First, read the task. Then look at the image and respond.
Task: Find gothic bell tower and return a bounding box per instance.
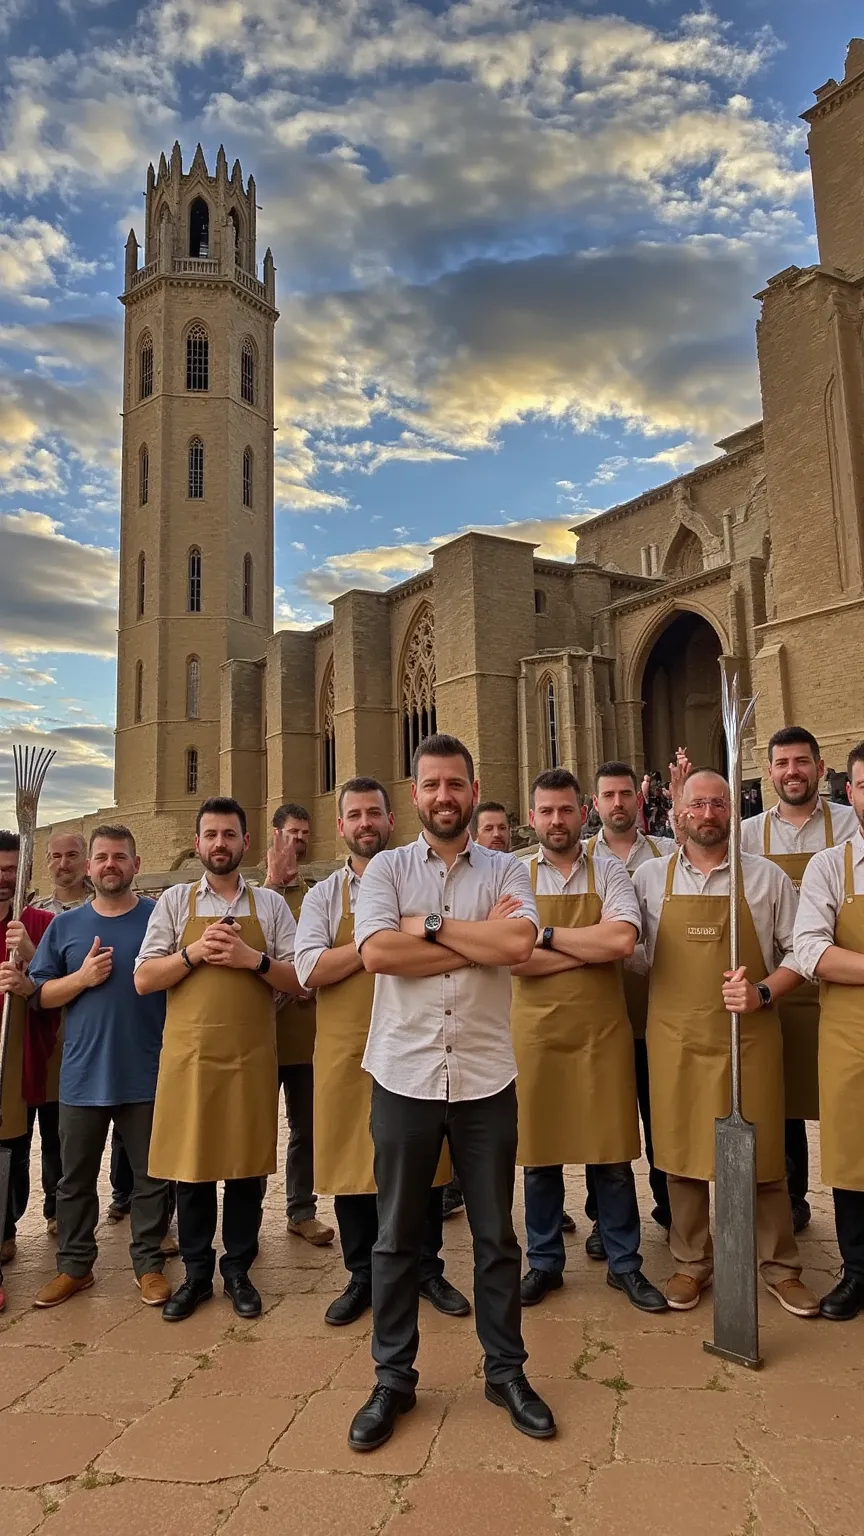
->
[116,143,277,861]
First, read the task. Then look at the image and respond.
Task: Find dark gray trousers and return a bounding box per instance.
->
[279,1063,317,1223]
[57,1102,169,1279]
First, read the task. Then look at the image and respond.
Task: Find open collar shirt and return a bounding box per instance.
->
[530,846,642,931]
[294,861,362,989]
[354,832,539,1102]
[741,799,858,856]
[583,826,676,873]
[793,827,864,980]
[134,872,296,966]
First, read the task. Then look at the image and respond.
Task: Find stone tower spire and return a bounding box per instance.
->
[116,146,278,861]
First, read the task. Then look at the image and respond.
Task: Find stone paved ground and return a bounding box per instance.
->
[0,1125,860,1536]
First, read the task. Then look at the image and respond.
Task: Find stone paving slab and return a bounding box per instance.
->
[0,1125,859,1534]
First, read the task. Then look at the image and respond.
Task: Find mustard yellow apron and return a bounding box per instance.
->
[0,994,28,1140]
[646,853,785,1182]
[511,854,640,1167]
[588,832,662,1040]
[818,841,864,1190]
[276,880,316,1067]
[762,804,832,1120]
[313,875,450,1193]
[148,886,278,1182]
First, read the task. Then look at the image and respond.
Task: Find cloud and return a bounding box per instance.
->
[0,511,118,656]
[0,719,114,825]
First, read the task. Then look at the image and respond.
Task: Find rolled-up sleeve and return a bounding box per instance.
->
[354,853,401,951]
[500,855,539,933]
[270,896,296,962]
[598,858,642,937]
[134,889,184,967]
[794,852,840,980]
[295,883,334,987]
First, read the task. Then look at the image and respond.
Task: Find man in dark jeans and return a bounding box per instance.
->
[27,825,171,1309]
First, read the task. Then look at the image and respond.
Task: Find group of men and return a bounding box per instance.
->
[2,722,864,1453]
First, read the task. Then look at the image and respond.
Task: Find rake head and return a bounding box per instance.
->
[12,744,55,837]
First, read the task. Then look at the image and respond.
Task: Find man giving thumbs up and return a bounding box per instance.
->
[27,826,172,1309]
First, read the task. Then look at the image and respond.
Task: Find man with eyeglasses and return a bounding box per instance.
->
[632,769,819,1318]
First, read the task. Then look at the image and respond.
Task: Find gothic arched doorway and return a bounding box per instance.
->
[640,611,724,774]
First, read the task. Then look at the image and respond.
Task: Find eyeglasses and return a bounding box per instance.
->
[687,799,728,812]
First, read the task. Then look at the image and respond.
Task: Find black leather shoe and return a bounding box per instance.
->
[561,1209,576,1233]
[223,1273,262,1318]
[162,1276,213,1322]
[607,1268,669,1313]
[520,1268,563,1307]
[585,1221,607,1261]
[419,1275,471,1316]
[652,1207,672,1232]
[442,1187,465,1219]
[325,1280,372,1326]
[485,1374,556,1438]
[820,1272,864,1321]
[348,1384,416,1451]
[792,1200,812,1235]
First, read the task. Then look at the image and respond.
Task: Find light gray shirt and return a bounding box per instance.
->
[583,827,677,873]
[631,849,800,977]
[135,873,296,966]
[741,800,857,857]
[354,833,539,1102]
[529,847,642,934]
[31,889,92,914]
[793,827,864,980]
[295,862,361,989]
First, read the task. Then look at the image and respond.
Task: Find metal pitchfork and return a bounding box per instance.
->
[703,660,762,1371]
[0,745,55,1247]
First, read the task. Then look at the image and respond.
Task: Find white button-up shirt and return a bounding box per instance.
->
[354,833,539,1102]
[530,847,642,932]
[294,862,361,989]
[135,873,296,966]
[583,827,676,873]
[741,800,858,856]
[793,826,864,980]
[631,849,800,976]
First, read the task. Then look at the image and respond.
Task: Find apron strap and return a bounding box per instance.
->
[587,834,598,856]
[824,799,835,849]
[646,836,661,857]
[246,883,258,920]
[845,839,854,901]
[341,869,352,918]
[189,884,198,920]
[530,857,538,894]
[762,813,772,856]
[585,851,596,897]
[663,850,680,900]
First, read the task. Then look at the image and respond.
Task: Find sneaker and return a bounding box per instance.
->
[764,1277,820,1318]
[34,1273,95,1309]
[0,1238,17,1264]
[136,1273,172,1307]
[664,1272,710,1311]
[287,1217,335,1247]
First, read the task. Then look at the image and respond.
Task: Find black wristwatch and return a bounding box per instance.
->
[755,981,772,1009]
[424,913,444,943]
[541,926,555,951]
[257,952,272,975]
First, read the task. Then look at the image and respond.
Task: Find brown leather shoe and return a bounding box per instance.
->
[0,1238,17,1264]
[137,1273,172,1307]
[287,1217,335,1247]
[764,1278,820,1317]
[34,1273,95,1308]
[665,1272,710,1311]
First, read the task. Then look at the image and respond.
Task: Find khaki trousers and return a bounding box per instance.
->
[667,1174,801,1286]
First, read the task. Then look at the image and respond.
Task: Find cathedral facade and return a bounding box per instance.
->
[36,41,864,870]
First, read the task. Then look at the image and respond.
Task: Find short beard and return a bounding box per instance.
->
[345,830,387,860]
[688,823,729,848]
[603,810,637,834]
[418,805,473,842]
[538,827,582,854]
[92,872,135,896]
[201,848,244,876]
[776,777,817,806]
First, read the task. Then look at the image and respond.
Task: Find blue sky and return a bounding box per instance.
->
[0,0,859,819]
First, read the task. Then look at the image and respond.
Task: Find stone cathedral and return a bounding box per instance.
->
[35,41,864,871]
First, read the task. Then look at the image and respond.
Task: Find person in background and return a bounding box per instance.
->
[265,802,334,1248]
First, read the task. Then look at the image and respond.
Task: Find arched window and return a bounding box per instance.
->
[185,747,199,795]
[400,605,437,777]
[186,655,200,719]
[134,661,143,724]
[321,663,336,793]
[136,552,146,619]
[241,338,255,405]
[138,332,153,400]
[189,197,210,258]
[242,447,252,508]
[242,554,253,619]
[542,676,560,769]
[188,437,204,499]
[188,547,202,612]
[186,323,209,391]
[139,445,149,505]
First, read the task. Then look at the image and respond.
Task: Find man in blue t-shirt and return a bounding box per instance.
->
[27,825,171,1310]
